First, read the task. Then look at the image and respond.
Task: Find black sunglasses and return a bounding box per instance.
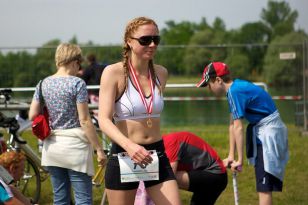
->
[131,35,160,46]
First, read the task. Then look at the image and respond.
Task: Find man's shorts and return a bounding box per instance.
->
[105,140,176,190]
[255,145,283,192]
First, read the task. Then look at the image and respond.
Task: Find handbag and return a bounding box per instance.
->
[32,79,51,140]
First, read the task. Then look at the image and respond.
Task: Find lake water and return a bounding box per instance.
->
[3,87,299,126]
[161,100,295,126]
[161,88,297,126]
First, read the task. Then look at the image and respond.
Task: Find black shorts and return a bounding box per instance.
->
[105,140,176,190]
[255,145,283,192]
[188,170,228,205]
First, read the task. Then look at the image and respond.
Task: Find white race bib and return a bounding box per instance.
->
[118,150,159,183]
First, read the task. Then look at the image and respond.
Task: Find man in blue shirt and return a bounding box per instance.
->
[196,62,289,205]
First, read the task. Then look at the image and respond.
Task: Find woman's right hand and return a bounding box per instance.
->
[126,142,153,166]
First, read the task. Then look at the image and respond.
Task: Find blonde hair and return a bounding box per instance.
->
[122,17,161,93]
[55,43,82,67]
[0,151,25,170]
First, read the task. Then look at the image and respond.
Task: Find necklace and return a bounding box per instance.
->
[128,61,154,128]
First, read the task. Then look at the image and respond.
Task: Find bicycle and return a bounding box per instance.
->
[0,88,111,204]
[0,88,48,204]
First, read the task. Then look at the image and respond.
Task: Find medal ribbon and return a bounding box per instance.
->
[128,60,154,115]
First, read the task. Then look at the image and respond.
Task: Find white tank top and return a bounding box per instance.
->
[113,77,164,122]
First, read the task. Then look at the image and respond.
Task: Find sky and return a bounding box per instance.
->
[0,0,307,48]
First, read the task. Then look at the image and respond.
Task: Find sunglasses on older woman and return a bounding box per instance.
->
[131,35,160,46]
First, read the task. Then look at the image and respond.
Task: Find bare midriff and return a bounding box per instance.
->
[115,117,161,145]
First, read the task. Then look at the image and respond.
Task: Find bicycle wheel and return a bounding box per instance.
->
[17,156,41,203]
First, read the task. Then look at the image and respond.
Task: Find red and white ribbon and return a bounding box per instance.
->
[128,60,154,115]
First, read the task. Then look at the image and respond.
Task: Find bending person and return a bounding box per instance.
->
[163,131,227,205]
[98,17,181,205]
[196,62,289,205]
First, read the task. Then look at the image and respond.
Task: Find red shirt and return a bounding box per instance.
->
[163,131,226,174]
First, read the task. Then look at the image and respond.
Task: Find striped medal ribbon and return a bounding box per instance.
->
[128,60,154,128]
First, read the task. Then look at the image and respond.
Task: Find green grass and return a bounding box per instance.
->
[163,124,308,205]
[12,124,308,204]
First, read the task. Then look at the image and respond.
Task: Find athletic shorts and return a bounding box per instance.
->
[188,170,227,205]
[105,140,176,190]
[255,145,283,192]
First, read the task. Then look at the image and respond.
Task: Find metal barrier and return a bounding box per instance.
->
[0,83,302,111]
[295,101,308,127]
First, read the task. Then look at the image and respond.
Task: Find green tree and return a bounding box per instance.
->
[261,1,298,40]
[158,19,210,74]
[32,39,60,85]
[0,51,36,87]
[0,52,14,87]
[183,22,228,75]
[69,36,78,44]
[225,53,250,79]
[161,20,201,45]
[230,22,270,75]
[13,51,36,87]
[263,31,307,86]
[233,22,269,44]
[212,17,226,32]
[82,45,121,66]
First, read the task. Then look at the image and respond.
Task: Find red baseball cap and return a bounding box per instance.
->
[196,62,230,87]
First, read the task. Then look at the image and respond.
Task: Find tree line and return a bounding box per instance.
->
[0,1,307,88]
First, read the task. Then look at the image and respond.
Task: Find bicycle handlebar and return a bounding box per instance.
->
[11,132,27,145]
[0,89,27,145]
[0,117,18,128]
[0,89,12,104]
[0,116,27,145]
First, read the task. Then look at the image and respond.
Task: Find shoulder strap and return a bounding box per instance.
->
[39,79,46,114]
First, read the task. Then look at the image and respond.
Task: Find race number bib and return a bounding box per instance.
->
[118,150,159,183]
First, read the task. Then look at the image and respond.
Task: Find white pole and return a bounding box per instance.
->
[232,172,239,205]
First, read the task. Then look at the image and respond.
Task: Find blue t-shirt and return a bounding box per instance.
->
[33,76,88,129]
[227,79,277,124]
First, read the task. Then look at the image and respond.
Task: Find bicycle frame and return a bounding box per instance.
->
[0,112,44,203]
